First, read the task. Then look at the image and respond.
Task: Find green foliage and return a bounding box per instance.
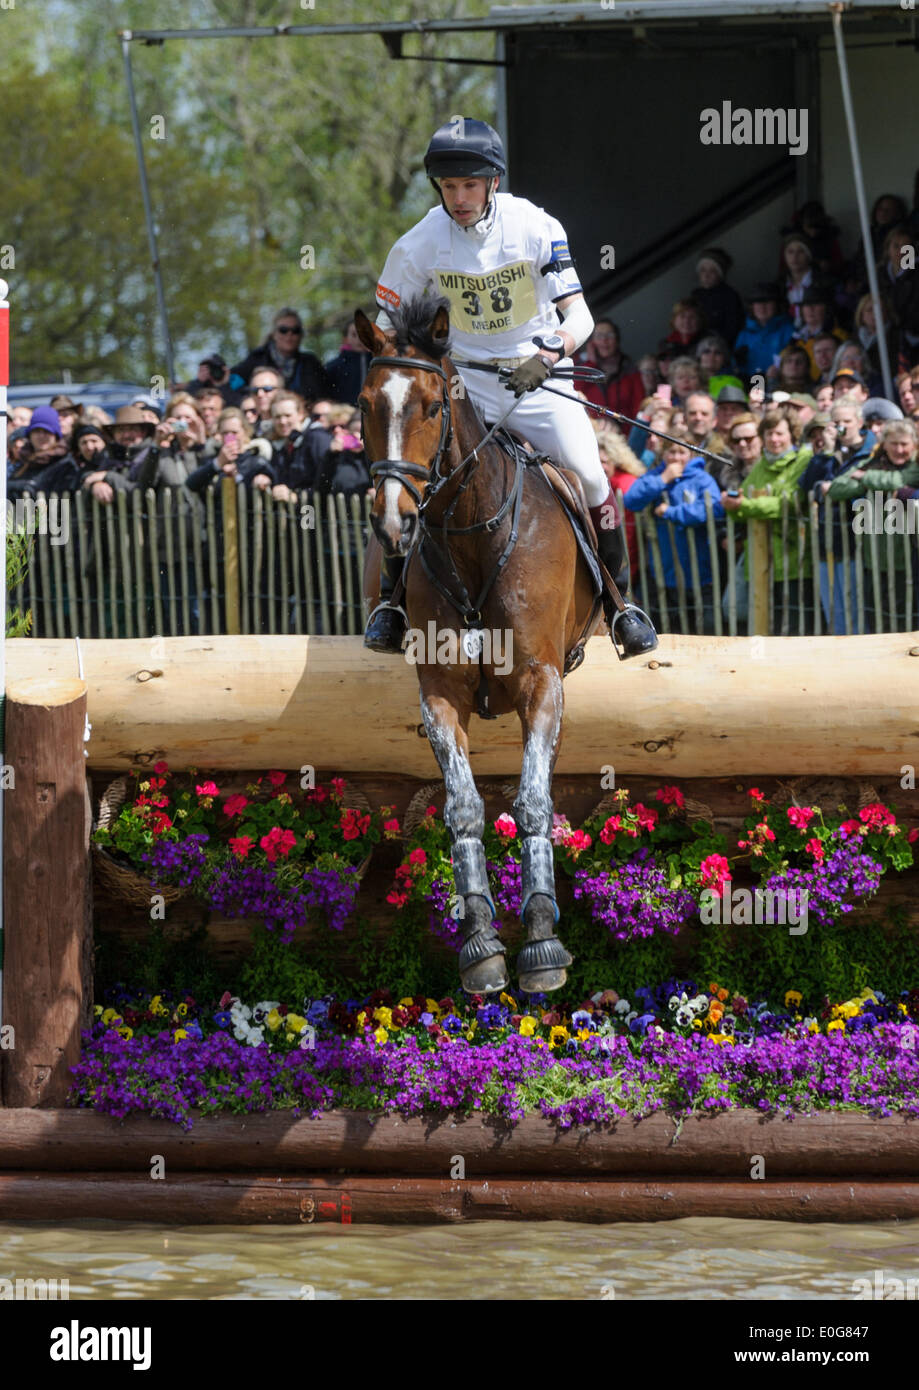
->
[4,0,496,380]
[95,921,224,1005]
[236,925,332,1008]
[6,530,34,637]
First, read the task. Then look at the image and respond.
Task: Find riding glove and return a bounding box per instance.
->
[505,354,552,397]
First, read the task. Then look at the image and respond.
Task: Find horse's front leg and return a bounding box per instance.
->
[512,661,572,994]
[420,685,509,996]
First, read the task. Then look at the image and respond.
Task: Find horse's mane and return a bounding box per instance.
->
[389,295,452,360]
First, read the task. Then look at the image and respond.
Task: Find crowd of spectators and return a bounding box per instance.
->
[575,191,919,633]
[8,190,919,636]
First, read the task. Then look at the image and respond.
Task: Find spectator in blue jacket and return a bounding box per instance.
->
[733,282,795,384]
[624,431,725,633]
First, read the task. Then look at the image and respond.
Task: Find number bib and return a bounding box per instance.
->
[433,260,538,336]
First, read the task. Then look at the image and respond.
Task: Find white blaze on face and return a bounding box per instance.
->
[382,373,412,538]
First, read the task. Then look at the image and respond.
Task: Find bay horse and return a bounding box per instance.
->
[355,297,602,996]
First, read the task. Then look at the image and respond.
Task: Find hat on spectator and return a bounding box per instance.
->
[748,281,782,304]
[50,394,83,417]
[201,353,226,369]
[112,405,156,434]
[131,393,164,419]
[716,385,747,405]
[10,426,30,444]
[28,405,62,438]
[800,286,831,306]
[72,421,110,447]
[862,397,904,423]
[802,412,833,439]
[770,391,791,404]
[787,392,819,409]
[696,247,731,279]
[832,368,866,387]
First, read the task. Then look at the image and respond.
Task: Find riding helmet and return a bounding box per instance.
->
[424,118,507,180]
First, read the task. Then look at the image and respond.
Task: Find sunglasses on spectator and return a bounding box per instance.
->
[276,325,302,336]
[254,385,277,394]
[242,405,259,414]
[732,433,759,443]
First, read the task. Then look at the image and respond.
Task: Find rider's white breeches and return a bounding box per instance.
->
[457,360,610,508]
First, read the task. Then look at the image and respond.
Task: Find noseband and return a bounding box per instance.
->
[366,355,453,505]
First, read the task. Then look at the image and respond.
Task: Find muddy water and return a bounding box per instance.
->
[2,1219,918,1299]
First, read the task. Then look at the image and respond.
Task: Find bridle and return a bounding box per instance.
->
[365,351,526,633]
[366,355,453,506]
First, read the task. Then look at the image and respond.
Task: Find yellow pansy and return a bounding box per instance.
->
[373,1007,393,1029]
[374,1027,389,1045]
[518,1016,537,1036]
[500,992,518,1011]
[150,995,168,1017]
[398,997,414,1008]
[174,1028,188,1041]
[102,1008,120,1025]
[285,1014,307,1034]
[807,1020,819,1033]
[94,1005,103,1018]
[116,1025,133,1040]
[425,999,440,1016]
[549,1026,569,1047]
[176,1002,188,1018]
[784,990,802,1008]
[356,1010,368,1028]
[708,1033,735,1046]
[577,1028,593,1043]
[465,1030,475,1041]
[691,1018,703,1029]
[827,1019,845,1032]
[266,1009,283,1033]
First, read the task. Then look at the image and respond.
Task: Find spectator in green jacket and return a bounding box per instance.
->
[720,408,813,631]
[827,418,919,630]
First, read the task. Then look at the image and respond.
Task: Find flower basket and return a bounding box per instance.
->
[92,777,188,907]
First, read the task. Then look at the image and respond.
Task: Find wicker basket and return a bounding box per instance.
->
[92,776,377,907]
[92,775,189,907]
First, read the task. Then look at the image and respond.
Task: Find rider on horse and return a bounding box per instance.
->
[364,116,657,659]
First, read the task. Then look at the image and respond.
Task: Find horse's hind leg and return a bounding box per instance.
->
[512,662,573,994]
[420,686,508,996]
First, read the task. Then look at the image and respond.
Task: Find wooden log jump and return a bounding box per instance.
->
[1,1172,918,1224]
[7,633,919,775]
[1,1109,917,1176]
[1,677,93,1107]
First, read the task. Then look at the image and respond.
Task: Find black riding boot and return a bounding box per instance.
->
[589,496,659,660]
[364,554,408,653]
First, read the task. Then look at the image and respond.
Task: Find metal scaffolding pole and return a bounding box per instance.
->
[121,33,175,386]
[831,5,895,401]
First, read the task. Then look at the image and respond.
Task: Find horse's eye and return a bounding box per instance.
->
[427,400,442,419]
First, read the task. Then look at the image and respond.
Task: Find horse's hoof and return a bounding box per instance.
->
[460,955,510,996]
[517,935,572,995]
[518,964,568,995]
[458,926,508,995]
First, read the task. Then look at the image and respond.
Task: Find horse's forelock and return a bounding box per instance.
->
[390,295,451,360]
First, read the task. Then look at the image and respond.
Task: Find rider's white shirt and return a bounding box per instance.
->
[375,193,582,363]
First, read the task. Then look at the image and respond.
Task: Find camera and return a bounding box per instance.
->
[171,419,188,432]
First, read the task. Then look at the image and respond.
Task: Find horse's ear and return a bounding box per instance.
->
[431,303,450,350]
[354,308,388,355]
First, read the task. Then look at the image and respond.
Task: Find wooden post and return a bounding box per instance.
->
[750,518,772,635]
[221,473,240,636]
[1,676,92,1107]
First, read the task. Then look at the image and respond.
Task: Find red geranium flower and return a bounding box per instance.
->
[223,794,249,818]
[655,785,685,809]
[196,781,219,797]
[230,835,254,859]
[787,806,815,831]
[153,760,169,775]
[331,777,346,797]
[748,787,765,803]
[267,770,286,788]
